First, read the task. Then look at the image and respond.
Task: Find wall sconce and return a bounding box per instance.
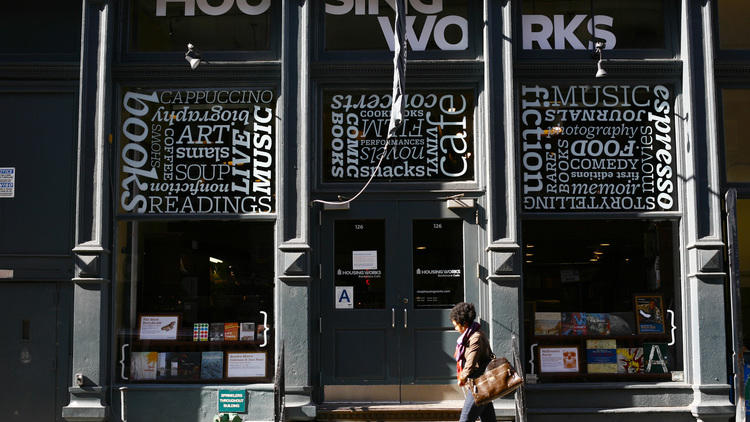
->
[594,41,607,78]
[184,43,205,70]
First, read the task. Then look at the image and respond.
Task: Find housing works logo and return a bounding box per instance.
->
[522,14,617,50]
[155,0,270,16]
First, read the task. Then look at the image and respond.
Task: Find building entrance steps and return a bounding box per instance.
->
[315,400,517,421]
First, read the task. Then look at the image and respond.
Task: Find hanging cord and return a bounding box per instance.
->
[312,0,407,207]
[312,136,393,206]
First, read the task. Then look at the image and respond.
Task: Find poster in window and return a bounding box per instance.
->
[226,352,266,378]
[539,346,580,373]
[519,84,677,212]
[634,294,665,334]
[138,314,180,340]
[119,88,276,215]
[322,90,475,183]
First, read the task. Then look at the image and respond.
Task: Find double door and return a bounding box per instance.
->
[319,200,479,401]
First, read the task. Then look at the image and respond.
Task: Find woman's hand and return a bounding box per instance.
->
[458,376,466,387]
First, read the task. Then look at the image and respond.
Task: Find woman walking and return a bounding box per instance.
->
[451,302,496,422]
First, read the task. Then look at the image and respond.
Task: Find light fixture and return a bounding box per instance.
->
[593,251,603,255]
[185,43,204,70]
[599,243,610,247]
[594,41,607,78]
[209,257,223,264]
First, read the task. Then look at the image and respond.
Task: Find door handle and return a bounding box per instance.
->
[404,309,408,328]
[392,308,395,328]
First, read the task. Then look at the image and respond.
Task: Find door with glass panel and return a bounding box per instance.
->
[320,200,479,401]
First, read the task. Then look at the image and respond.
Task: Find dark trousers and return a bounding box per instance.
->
[459,388,496,422]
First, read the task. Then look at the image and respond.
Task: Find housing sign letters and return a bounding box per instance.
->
[119,88,275,215]
[520,84,677,212]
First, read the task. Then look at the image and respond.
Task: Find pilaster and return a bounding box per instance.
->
[62,1,113,420]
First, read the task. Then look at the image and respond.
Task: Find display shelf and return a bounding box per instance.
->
[537,372,671,382]
[533,334,669,342]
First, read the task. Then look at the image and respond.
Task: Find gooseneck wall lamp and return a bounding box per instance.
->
[595,41,607,78]
[184,43,204,70]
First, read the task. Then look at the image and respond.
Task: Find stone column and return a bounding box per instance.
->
[62,1,113,420]
[680,0,734,420]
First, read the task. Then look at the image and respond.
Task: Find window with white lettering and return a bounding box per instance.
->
[128,0,276,53]
[322,0,475,55]
[321,89,475,183]
[118,88,276,216]
[520,0,668,51]
[519,84,677,213]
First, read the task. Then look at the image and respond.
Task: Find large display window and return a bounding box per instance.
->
[115,221,275,383]
[522,220,682,382]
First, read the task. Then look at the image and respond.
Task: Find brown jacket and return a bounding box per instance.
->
[459,329,492,383]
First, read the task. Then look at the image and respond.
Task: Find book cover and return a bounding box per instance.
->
[201,351,224,379]
[209,322,224,341]
[159,352,201,380]
[157,352,168,378]
[193,323,209,342]
[561,312,588,335]
[224,322,239,341]
[643,343,670,373]
[617,348,644,373]
[130,351,158,380]
[586,313,611,336]
[534,312,561,335]
[585,340,617,373]
[240,322,256,341]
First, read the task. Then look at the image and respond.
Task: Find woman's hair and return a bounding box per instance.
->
[450,302,476,326]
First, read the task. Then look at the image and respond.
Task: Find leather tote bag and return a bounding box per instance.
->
[467,356,524,405]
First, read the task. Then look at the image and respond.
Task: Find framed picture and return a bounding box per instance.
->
[138,314,181,340]
[538,346,580,374]
[634,294,665,334]
[226,352,267,378]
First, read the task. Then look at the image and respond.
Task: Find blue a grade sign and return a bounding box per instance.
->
[218,390,246,413]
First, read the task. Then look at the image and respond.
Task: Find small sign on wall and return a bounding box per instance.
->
[0,167,15,198]
[336,286,354,309]
[218,390,247,413]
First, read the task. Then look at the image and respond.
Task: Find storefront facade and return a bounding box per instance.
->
[1,1,749,421]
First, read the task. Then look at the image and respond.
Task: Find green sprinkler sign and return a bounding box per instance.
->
[218,390,246,413]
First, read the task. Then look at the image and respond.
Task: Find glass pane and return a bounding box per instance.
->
[723,89,750,182]
[118,88,276,215]
[520,0,666,50]
[129,0,272,52]
[736,200,750,345]
[0,2,81,57]
[718,0,750,49]
[324,0,470,52]
[321,89,475,183]
[334,220,386,309]
[116,221,275,383]
[519,84,678,212]
[522,220,681,382]
[413,220,464,308]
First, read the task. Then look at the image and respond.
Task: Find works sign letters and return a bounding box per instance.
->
[119,88,276,215]
[520,84,677,212]
[324,0,469,51]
